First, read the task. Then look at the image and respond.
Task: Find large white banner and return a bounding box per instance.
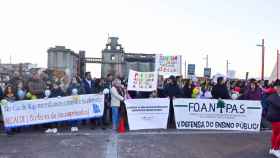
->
[127,70,158,92]
[125,98,170,130]
[1,94,104,128]
[174,99,262,131]
[155,54,182,77]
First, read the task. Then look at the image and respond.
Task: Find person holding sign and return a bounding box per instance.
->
[267,80,280,157]
[110,78,125,131]
[211,77,231,99]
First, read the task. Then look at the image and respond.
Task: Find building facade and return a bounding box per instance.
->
[47,46,80,78]
[101,37,155,78]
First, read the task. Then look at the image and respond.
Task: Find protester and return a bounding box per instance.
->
[243,80,262,100]
[267,80,280,157]
[157,75,165,98]
[182,79,194,98]
[9,72,22,92]
[83,72,95,94]
[3,85,17,135]
[49,82,65,98]
[67,76,85,95]
[93,79,105,94]
[164,75,183,128]
[211,77,231,99]
[16,81,27,100]
[3,85,16,102]
[110,78,125,131]
[28,72,46,99]
[102,74,113,127]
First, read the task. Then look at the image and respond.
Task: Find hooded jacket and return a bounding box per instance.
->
[211,84,231,99]
[267,93,280,122]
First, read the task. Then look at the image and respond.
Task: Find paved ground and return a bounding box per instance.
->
[0,129,274,158]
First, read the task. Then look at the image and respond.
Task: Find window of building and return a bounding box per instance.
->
[111,55,115,61]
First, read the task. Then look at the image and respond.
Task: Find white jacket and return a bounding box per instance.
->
[110,87,124,107]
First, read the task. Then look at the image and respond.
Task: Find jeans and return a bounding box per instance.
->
[111,106,119,130]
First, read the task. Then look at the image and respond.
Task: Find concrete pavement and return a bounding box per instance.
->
[0,129,274,158]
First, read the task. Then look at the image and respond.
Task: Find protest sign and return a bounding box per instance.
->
[188,64,195,76]
[204,68,211,78]
[1,94,104,128]
[125,98,170,130]
[155,54,182,77]
[173,99,262,131]
[127,70,158,91]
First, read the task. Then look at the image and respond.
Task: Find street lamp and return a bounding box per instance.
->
[256,39,265,80]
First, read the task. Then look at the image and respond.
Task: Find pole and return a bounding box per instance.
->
[277,49,279,80]
[184,60,187,78]
[226,60,229,76]
[261,39,265,80]
[206,54,209,68]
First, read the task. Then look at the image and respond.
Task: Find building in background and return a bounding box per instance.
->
[101,37,155,78]
[47,46,81,78]
[47,37,156,79]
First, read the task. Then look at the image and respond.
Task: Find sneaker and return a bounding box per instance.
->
[269,149,276,155]
[71,127,79,132]
[45,128,53,133]
[52,128,58,134]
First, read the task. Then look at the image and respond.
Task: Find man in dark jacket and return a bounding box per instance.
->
[83,72,95,94]
[211,77,231,99]
[164,76,183,98]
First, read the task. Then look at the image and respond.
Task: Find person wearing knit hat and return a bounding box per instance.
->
[267,79,280,157]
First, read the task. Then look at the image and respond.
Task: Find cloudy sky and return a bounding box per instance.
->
[0,0,279,78]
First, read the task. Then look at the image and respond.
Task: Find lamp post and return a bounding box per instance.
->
[256,39,265,80]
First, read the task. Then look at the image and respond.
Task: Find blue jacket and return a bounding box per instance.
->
[83,79,95,94]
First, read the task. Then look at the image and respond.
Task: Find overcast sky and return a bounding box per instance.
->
[0,0,279,78]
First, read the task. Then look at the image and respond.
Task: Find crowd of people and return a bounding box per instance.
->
[1,70,280,156]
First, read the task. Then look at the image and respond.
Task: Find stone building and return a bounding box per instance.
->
[101,37,155,78]
[47,46,80,78]
[47,37,156,79]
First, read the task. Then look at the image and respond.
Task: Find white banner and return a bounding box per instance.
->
[125,98,170,130]
[155,54,182,77]
[174,99,262,131]
[127,70,158,91]
[1,94,104,128]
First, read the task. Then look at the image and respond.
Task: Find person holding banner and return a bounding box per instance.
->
[110,78,125,131]
[267,80,280,157]
[211,77,231,99]
[164,75,183,128]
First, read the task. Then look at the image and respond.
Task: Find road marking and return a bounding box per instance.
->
[105,133,118,158]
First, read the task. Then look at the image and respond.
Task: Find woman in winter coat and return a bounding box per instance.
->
[67,77,85,96]
[243,81,262,100]
[110,78,125,130]
[267,80,280,157]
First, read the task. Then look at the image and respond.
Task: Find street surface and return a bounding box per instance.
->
[0,128,273,158]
